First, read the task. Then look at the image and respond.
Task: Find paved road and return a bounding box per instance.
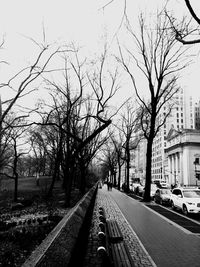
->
[109,188,200,267]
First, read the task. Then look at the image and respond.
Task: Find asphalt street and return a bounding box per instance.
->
[108,187,200,267]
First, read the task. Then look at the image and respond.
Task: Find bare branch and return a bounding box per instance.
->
[185,0,200,25]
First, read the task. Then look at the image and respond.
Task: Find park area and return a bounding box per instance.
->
[0,176,82,267]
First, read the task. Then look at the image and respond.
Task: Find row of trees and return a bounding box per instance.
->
[1,0,199,203]
[0,43,121,205]
[100,0,200,200]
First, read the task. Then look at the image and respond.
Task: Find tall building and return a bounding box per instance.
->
[126,88,200,187]
[132,137,147,184]
[166,89,195,131]
[165,128,200,186]
[151,88,198,183]
[194,100,200,129]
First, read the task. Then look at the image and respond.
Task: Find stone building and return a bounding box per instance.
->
[151,89,199,182]
[165,128,200,186]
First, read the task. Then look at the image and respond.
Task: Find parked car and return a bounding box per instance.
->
[159,182,170,188]
[153,180,161,187]
[154,188,172,205]
[142,184,158,199]
[150,184,158,199]
[131,183,141,192]
[134,185,145,196]
[170,187,200,216]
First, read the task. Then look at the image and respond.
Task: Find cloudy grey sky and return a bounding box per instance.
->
[0,0,200,108]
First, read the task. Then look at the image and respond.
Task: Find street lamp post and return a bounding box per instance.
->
[194,159,198,186]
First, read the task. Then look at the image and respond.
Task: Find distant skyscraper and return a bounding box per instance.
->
[151,88,199,182]
[194,100,200,130]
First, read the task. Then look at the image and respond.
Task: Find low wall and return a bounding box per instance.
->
[22,184,98,267]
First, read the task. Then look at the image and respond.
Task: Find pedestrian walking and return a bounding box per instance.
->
[107,181,110,191]
[36,173,40,186]
[110,182,113,191]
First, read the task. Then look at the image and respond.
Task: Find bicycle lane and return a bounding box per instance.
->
[109,188,200,267]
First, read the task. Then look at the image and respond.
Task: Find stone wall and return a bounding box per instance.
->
[22,184,98,267]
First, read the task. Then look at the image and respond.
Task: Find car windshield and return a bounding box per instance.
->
[182,190,200,198]
[161,189,171,194]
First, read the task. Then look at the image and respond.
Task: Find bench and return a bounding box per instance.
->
[110,242,134,267]
[106,219,123,243]
[97,206,135,267]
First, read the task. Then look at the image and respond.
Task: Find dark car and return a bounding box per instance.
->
[134,185,144,196]
[154,188,172,205]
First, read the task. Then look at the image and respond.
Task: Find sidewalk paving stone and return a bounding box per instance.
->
[83,186,155,267]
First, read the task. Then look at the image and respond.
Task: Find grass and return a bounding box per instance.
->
[0,175,83,267]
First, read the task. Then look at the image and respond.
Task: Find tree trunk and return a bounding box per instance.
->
[113,171,117,187]
[64,168,73,207]
[143,112,156,202]
[62,153,74,207]
[14,173,18,202]
[143,137,153,202]
[13,157,18,202]
[80,161,86,194]
[47,156,59,197]
[117,163,121,190]
[48,134,63,197]
[13,141,19,202]
[125,145,130,193]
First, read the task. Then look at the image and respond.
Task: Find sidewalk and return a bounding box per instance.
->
[83,185,155,267]
[83,185,200,267]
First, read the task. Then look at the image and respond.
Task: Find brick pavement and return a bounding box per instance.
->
[109,187,200,267]
[83,186,156,267]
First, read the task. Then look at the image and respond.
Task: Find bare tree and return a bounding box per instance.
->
[118,13,189,201]
[110,132,124,190]
[166,0,200,45]
[0,40,66,176]
[101,141,118,185]
[118,101,137,193]
[38,46,120,206]
[2,114,29,201]
[29,126,50,176]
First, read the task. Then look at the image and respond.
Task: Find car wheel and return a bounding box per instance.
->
[171,201,176,210]
[183,205,188,216]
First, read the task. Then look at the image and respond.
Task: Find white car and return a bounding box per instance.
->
[142,183,158,199]
[170,187,200,216]
[159,182,170,188]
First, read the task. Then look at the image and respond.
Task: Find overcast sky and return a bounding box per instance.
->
[0,0,200,109]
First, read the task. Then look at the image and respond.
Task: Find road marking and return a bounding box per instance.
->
[156,203,200,226]
[111,192,157,267]
[143,204,198,235]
